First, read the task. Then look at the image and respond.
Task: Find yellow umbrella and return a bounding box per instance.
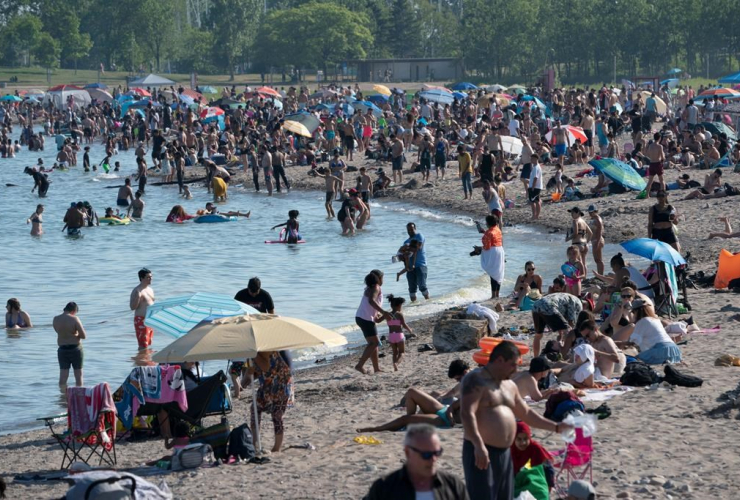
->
[152,313,347,363]
[477,94,510,107]
[282,120,312,138]
[373,84,392,96]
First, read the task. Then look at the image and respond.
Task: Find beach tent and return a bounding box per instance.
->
[86,88,113,103]
[588,158,647,192]
[44,85,91,109]
[129,74,176,87]
[700,121,737,141]
[718,71,740,85]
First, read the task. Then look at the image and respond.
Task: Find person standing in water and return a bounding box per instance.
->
[25,167,49,197]
[127,191,145,220]
[26,204,44,236]
[271,210,302,243]
[130,268,155,350]
[53,302,86,387]
[404,222,430,302]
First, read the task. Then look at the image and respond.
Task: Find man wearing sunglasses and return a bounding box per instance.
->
[364,424,469,500]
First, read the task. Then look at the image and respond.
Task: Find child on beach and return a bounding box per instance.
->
[271,210,301,243]
[563,245,585,297]
[145,420,190,467]
[394,239,419,281]
[378,295,412,371]
[181,185,193,200]
[315,167,342,218]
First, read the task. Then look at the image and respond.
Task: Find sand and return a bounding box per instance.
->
[3,145,740,499]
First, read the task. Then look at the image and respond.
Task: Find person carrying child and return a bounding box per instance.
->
[271,210,301,243]
[378,295,413,371]
[395,239,419,281]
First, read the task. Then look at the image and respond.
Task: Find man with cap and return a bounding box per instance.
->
[567,479,596,500]
[587,204,605,275]
[512,357,558,402]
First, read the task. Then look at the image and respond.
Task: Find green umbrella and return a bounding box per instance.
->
[700,121,736,141]
[589,158,646,192]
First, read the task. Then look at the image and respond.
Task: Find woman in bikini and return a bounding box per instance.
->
[566,207,592,277]
[6,298,32,329]
[647,190,680,253]
[509,261,543,309]
[26,204,44,236]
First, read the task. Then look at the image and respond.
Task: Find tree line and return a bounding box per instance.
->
[0,0,738,82]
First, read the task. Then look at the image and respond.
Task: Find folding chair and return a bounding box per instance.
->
[38,382,117,470]
[551,428,593,498]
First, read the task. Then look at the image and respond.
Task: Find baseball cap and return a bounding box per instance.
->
[568,480,596,499]
[587,204,597,213]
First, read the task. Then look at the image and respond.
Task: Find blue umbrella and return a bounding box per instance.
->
[0,95,21,102]
[367,94,389,105]
[353,100,383,117]
[620,238,685,266]
[588,158,647,192]
[718,71,740,84]
[419,90,454,105]
[198,85,218,94]
[452,91,468,100]
[144,292,259,338]
[451,82,477,91]
[84,83,109,90]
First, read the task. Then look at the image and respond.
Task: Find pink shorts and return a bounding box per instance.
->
[362,126,373,138]
[388,332,405,344]
[134,316,153,349]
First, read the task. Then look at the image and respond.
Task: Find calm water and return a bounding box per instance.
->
[0,128,622,432]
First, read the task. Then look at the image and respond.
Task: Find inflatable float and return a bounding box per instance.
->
[715,249,740,289]
[265,228,306,244]
[194,214,237,223]
[473,337,530,366]
[561,263,579,278]
[100,217,130,225]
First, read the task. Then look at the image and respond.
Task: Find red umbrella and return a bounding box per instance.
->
[129,87,152,97]
[545,125,588,145]
[48,84,83,92]
[698,88,740,98]
[181,89,203,100]
[200,107,224,119]
[256,86,281,99]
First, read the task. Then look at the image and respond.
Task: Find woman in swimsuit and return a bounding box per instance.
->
[509,261,543,309]
[647,190,680,252]
[566,207,592,277]
[26,204,44,236]
[6,298,32,329]
[563,245,585,297]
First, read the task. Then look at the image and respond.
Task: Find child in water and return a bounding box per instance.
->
[103,207,124,220]
[377,295,412,371]
[394,239,419,281]
[271,210,301,243]
[181,185,193,200]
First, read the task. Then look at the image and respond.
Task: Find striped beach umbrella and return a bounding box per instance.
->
[144,292,259,338]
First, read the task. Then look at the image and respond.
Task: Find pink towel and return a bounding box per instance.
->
[143,365,188,412]
[67,383,116,444]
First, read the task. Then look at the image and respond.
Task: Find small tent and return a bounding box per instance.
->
[129,74,176,87]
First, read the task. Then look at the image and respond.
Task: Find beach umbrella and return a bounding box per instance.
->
[181,89,203,100]
[631,91,667,114]
[366,94,389,105]
[422,84,449,92]
[283,112,321,137]
[483,84,507,93]
[144,292,259,339]
[518,94,546,110]
[0,95,21,102]
[698,88,740,98]
[200,106,224,120]
[84,83,109,90]
[452,91,468,100]
[508,85,526,94]
[620,238,686,267]
[353,100,383,117]
[198,85,218,94]
[545,125,588,146]
[419,90,454,105]
[666,68,682,76]
[310,88,338,100]
[700,121,736,141]
[128,87,151,97]
[450,82,477,91]
[86,88,113,103]
[48,84,83,92]
[24,97,40,104]
[256,86,281,98]
[372,84,391,96]
[177,94,196,106]
[588,158,647,192]
[268,98,283,110]
[152,313,347,454]
[478,94,511,107]
[128,98,160,108]
[25,89,45,97]
[499,136,523,158]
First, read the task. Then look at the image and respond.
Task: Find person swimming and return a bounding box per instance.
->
[271,210,301,243]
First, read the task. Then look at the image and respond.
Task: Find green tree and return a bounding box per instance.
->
[0,13,42,66]
[172,27,216,73]
[254,2,373,74]
[140,0,176,71]
[390,0,422,58]
[33,31,61,69]
[209,0,262,80]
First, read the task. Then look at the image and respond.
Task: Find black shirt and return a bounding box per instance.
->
[479,153,494,182]
[234,289,274,313]
[364,466,469,500]
[152,135,166,153]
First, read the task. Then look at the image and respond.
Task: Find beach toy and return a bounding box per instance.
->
[100,217,130,225]
[551,192,562,202]
[354,436,383,445]
[194,214,237,223]
[478,337,530,355]
[714,249,740,289]
[561,263,579,278]
[472,349,525,366]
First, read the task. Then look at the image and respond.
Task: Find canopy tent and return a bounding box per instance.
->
[718,72,740,85]
[588,158,647,192]
[129,74,176,87]
[44,86,91,110]
[700,121,737,141]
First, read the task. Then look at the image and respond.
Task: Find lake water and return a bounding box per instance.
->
[0,129,621,432]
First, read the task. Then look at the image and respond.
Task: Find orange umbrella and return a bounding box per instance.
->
[181,89,203,101]
[256,86,281,98]
[698,88,740,98]
[129,87,152,97]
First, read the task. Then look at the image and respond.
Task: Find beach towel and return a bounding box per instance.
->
[481,245,505,284]
[63,471,172,500]
[573,344,595,384]
[67,383,116,447]
[466,303,500,332]
[143,365,187,411]
[131,366,162,400]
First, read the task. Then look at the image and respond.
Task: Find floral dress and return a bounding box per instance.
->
[251,353,294,434]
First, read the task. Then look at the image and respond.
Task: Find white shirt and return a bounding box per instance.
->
[686,105,698,124]
[508,119,520,137]
[630,317,673,351]
[529,163,543,189]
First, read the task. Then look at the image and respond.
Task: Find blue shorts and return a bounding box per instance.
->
[436,406,452,428]
[555,144,567,157]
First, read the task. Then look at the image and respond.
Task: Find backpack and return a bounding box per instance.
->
[619,361,661,387]
[663,365,703,387]
[227,423,256,461]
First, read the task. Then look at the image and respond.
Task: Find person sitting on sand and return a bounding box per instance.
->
[271,210,301,243]
[553,344,597,388]
[683,168,723,200]
[580,319,624,379]
[357,387,462,433]
[395,239,419,281]
[508,261,543,310]
[512,357,559,402]
[707,217,740,239]
[166,205,196,223]
[560,310,598,357]
[145,420,190,467]
[615,300,682,365]
[5,298,32,329]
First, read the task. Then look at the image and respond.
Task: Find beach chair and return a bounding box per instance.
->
[551,428,593,498]
[38,382,117,470]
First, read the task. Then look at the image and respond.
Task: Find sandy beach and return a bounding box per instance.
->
[3,147,740,499]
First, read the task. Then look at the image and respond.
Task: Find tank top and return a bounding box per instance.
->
[436,141,446,156]
[356,286,383,321]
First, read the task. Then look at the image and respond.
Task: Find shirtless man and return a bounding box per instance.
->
[580,319,623,378]
[645,133,666,195]
[53,302,86,387]
[587,205,605,275]
[552,120,571,165]
[391,134,405,184]
[63,202,85,237]
[358,167,373,208]
[117,178,135,208]
[127,191,145,220]
[511,356,559,402]
[130,268,156,350]
[361,108,376,151]
[461,341,572,499]
[315,167,341,217]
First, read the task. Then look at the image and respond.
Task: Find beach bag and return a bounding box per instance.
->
[513,464,550,500]
[619,361,660,387]
[191,419,231,459]
[227,423,256,461]
[170,443,212,470]
[663,365,703,387]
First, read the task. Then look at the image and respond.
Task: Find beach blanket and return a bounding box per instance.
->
[115,365,187,430]
[63,471,172,500]
[579,386,634,403]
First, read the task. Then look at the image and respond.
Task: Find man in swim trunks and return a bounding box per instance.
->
[130,268,155,350]
[63,202,85,236]
[552,120,570,165]
[461,341,571,500]
[53,302,86,387]
[361,108,375,151]
[117,178,135,207]
[645,132,665,195]
[390,134,405,184]
[127,191,145,220]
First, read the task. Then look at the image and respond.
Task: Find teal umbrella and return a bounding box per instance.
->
[1,95,21,102]
[700,121,736,141]
[666,68,682,76]
[588,158,646,192]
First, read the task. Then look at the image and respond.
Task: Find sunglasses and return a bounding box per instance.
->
[408,446,444,460]
[526,267,535,271]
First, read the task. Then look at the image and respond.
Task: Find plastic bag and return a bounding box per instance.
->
[560,410,597,443]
